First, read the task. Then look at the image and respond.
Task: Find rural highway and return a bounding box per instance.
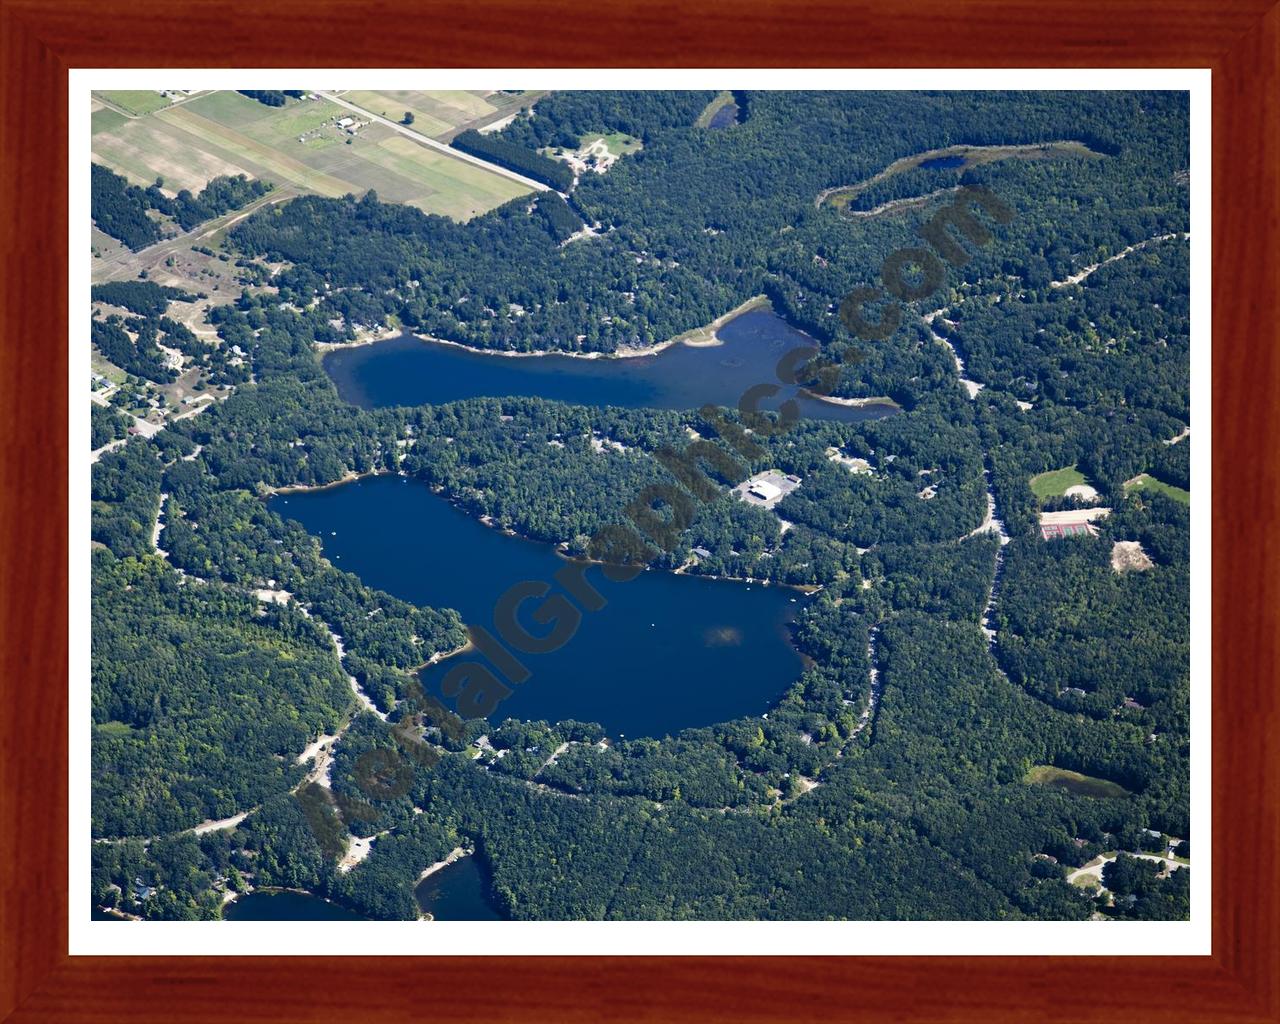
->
[317,91,550,194]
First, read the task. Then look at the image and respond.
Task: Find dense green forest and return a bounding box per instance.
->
[91,402,131,449]
[92,280,198,316]
[451,129,574,191]
[91,90,1191,923]
[91,162,270,249]
[536,192,585,241]
[91,551,354,837]
[237,90,306,107]
[498,91,716,149]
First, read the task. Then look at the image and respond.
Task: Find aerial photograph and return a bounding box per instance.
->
[89,88,1191,923]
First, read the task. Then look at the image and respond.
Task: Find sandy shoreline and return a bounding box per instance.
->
[405,638,475,676]
[265,468,392,496]
[417,846,468,883]
[313,323,401,353]
[802,388,900,411]
[320,294,770,364]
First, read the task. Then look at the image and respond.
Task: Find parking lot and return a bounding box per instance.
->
[731,470,802,510]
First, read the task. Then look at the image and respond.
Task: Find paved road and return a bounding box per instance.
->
[318,91,550,194]
[1067,851,1188,887]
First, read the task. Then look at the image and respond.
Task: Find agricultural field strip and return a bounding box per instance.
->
[156,105,357,196]
[370,137,530,217]
[337,90,552,142]
[93,89,212,118]
[92,112,257,193]
[338,91,457,138]
[319,92,549,193]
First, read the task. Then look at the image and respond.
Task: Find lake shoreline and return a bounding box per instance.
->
[320,294,771,365]
[265,468,392,496]
[221,886,369,921]
[268,471,820,602]
[802,387,900,412]
[321,303,900,427]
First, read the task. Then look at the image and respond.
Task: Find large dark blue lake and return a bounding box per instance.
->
[269,475,805,738]
[323,308,895,424]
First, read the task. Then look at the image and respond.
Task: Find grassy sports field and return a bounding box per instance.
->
[1123,473,1191,505]
[1029,464,1089,500]
[91,90,531,220]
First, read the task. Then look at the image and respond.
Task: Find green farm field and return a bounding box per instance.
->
[96,90,175,117]
[91,90,530,220]
[336,89,530,139]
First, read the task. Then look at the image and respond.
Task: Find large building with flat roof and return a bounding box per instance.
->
[747,480,782,502]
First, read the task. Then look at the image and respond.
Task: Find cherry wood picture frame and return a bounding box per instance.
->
[2,1,1277,1020]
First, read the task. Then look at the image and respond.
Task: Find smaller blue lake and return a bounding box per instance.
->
[323,308,895,424]
[919,155,967,170]
[708,103,740,129]
[416,856,503,920]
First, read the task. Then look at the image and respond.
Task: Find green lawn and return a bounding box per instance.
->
[94,720,137,737]
[97,90,174,117]
[180,89,276,128]
[588,131,643,156]
[1024,765,1131,799]
[91,352,130,385]
[1125,473,1190,505]
[1029,464,1088,500]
